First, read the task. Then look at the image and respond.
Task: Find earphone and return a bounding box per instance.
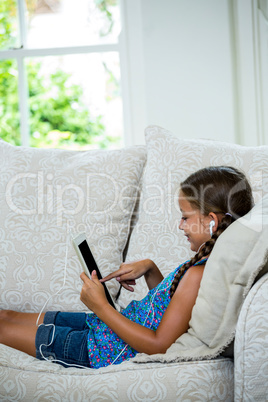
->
[209,220,215,237]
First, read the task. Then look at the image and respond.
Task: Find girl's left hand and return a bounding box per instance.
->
[80,271,108,312]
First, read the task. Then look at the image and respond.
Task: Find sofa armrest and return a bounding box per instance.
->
[234,272,268,401]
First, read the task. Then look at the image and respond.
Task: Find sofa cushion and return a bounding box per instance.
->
[0,140,146,312]
[0,344,234,402]
[123,125,268,305]
[124,125,268,363]
[0,343,234,401]
[134,193,268,363]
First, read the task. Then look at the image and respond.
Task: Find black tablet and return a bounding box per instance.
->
[72,233,116,310]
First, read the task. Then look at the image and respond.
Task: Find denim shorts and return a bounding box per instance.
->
[35,311,91,368]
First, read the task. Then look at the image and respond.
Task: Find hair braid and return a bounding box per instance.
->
[169,215,233,298]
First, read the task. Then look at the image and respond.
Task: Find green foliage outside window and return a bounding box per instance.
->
[94,0,118,36]
[0,0,18,50]
[27,61,109,149]
[0,59,20,145]
[0,0,121,149]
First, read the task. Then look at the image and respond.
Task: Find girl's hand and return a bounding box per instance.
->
[80,271,108,312]
[100,259,163,291]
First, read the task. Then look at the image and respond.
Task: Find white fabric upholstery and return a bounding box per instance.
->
[0,127,267,401]
[122,125,268,306]
[0,141,146,312]
[234,273,268,401]
[0,344,234,401]
[134,194,268,364]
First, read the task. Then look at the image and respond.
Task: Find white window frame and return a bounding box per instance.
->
[0,0,133,147]
[233,0,268,146]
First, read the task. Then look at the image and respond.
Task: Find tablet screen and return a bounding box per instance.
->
[78,240,116,309]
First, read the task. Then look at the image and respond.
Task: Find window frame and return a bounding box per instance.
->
[0,0,129,147]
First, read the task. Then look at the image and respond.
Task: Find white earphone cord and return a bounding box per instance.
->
[37,231,171,369]
[36,234,69,328]
[110,281,171,365]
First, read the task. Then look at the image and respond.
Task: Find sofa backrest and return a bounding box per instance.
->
[1,125,268,315]
[121,125,268,306]
[0,140,146,312]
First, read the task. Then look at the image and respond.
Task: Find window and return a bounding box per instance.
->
[0,0,123,149]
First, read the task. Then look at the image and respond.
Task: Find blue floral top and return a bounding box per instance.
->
[85,259,207,369]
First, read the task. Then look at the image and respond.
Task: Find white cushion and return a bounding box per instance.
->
[123,125,268,306]
[0,140,146,312]
[134,193,268,363]
[0,343,234,401]
[124,125,268,363]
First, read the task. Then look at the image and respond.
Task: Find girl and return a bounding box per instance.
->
[0,166,254,369]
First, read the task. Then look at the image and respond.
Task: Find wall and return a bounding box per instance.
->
[121,0,268,146]
[234,0,268,145]
[142,0,236,143]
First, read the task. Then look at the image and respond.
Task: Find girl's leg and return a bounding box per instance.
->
[0,310,45,357]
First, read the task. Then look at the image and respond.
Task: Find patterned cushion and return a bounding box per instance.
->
[134,193,268,364]
[122,125,268,306]
[0,140,146,312]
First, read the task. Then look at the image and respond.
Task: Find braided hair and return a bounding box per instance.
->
[169,166,254,298]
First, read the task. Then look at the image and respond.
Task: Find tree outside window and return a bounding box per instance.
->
[0,0,123,149]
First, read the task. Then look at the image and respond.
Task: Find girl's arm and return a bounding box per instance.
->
[101,259,164,291]
[80,265,204,355]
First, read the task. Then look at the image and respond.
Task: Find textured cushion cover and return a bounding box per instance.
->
[0,140,146,312]
[122,125,268,306]
[128,126,268,363]
[0,343,234,400]
[134,194,268,363]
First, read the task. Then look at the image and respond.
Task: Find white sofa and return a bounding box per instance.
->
[0,126,268,401]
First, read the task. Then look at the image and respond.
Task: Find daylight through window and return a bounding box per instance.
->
[0,0,123,149]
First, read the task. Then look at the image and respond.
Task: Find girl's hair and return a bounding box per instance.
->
[169,165,254,298]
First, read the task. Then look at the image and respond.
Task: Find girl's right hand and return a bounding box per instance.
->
[100,259,160,292]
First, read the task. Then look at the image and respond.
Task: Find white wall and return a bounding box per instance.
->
[121,0,268,146]
[142,0,236,143]
[234,0,268,146]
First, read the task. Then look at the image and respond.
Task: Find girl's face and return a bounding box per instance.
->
[178,191,211,252]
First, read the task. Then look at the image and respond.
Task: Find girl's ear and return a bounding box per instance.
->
[208,212,219,233]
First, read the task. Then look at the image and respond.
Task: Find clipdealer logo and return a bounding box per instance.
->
[5,171,139,226]
[4,169,264,231]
